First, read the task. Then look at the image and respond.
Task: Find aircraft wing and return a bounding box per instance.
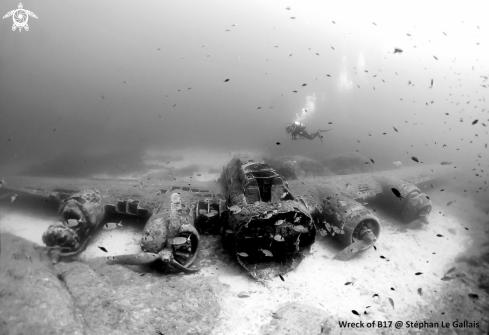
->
[2,175,222,215]
[290,164,453,202]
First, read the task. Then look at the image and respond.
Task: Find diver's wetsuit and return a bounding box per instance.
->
[287,122,330,140]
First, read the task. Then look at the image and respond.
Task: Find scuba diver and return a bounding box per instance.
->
[285,121,331,142]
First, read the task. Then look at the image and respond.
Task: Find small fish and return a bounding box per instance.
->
[394,48,403,54]
[10,194,17,203]
[472,119,478,125]
[271,312,283,319]
[440,161,452,165]
[437,234,443,237]
[430,79,434,88]
[433,55,438,60]
[380,255,386,259]
[388,298,394,309]
[224,79,230,82]
[302,83,307,86]
[393,161,402,167]
[171,237,188,245]
[225,229,234,234]
[140,273,146,276]
[0,178,5,188]
[332,226,345,234]
[372,294,379,299]
[261,249,273,257]
[285,6,291,10]
[274,234,285,242]
[237,291,250,298]
[98,246,108,252]
[276,142,281,145]
[411,156,419,163]
[393,126,398,132]
[228,205,242,214]
[345,281,354,285]
[196,174,201,176]
[103,220,123,230]
[237,252,248,257]
[446,201,454,206]
[468,293,479,299]
[275,220,284,226]
[373,245,377,251]
[205,211,218,218]
[294,216,301,223]
[101,95,105,99]
[279,274,285,281]
[292,225,308,233]
[444,267,456,276]
[415,272,423,275]
[391,188,404,200]
[352,310,360,316]
[417,288,422,295]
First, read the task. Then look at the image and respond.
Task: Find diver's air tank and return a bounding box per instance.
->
[374,176,432,223]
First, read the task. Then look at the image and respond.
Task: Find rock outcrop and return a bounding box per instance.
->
[0,233,224,335]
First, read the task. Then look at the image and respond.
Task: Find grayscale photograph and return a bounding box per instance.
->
[0,1,488,334]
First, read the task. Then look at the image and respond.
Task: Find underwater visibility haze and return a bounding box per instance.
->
[0,0,488,334]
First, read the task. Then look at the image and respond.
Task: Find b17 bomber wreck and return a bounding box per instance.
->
[218,155,316,280]
[2,153,450,280]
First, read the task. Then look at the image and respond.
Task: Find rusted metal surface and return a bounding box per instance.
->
[109,193,201,273]
[42,189,104,258]
[221,154,315,280]
[374,176,432,223]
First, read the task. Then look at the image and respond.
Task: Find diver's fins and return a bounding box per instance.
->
[317,128,332,143]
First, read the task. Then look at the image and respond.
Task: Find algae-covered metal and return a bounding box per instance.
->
[286,178,380,261]
[373,176,432,223]
[3,153,450,276]
[220,154,316,280]
[107,193,200,273]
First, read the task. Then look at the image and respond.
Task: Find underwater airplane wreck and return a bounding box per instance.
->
[3,153,450,280]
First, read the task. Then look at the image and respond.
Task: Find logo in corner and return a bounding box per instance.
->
[3,3,38,32]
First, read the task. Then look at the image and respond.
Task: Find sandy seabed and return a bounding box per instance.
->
[1,148,487,334]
